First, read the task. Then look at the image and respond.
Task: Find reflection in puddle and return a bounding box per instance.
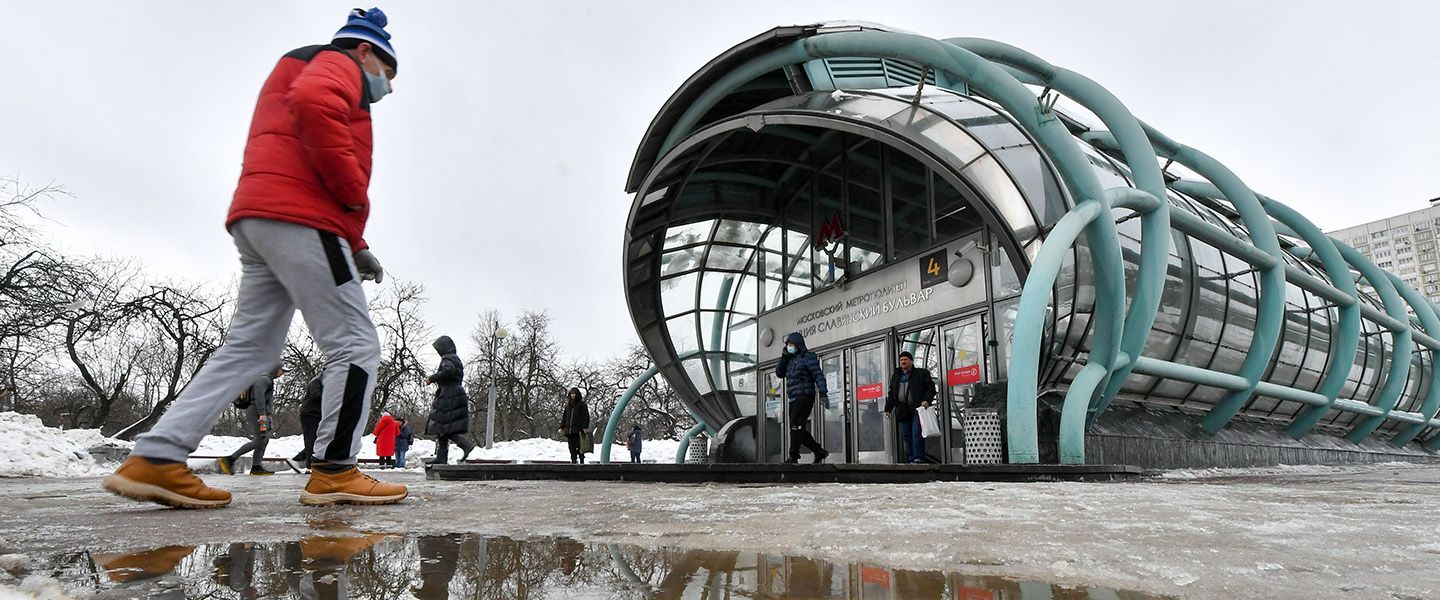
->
[33,534,1171,599]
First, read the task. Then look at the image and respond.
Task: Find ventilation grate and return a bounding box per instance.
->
[821,57,939,89]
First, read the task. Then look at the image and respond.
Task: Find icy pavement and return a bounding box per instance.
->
[0,462,1437,598]
[4,534,1165,598]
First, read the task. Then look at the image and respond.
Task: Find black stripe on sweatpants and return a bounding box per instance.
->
[324,364,369,462]
[318,231,354,287]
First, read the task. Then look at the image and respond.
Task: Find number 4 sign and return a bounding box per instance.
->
[919,248,948,289]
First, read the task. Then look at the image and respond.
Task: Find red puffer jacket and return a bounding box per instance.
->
[228,45,374,251]
[372,413,398,456]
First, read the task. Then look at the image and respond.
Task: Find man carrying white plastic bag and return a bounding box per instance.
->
[884,351,937,464]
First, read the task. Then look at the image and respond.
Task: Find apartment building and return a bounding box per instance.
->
[1328,199,1440,304]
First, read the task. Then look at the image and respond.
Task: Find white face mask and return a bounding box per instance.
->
[785,344,797,355]
[363,57,391,102]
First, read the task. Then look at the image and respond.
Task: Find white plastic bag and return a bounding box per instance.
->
[918,405,941,438]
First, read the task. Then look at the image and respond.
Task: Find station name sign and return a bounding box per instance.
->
[759,235,988,360]
[793,280,935,339]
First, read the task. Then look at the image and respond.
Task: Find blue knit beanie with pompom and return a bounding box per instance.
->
[332,7,396,73]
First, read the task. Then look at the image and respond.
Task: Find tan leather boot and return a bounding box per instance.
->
[300,533,389,566]
[92,545,196,582]
[103,456,232,509]
[300,466,407,506]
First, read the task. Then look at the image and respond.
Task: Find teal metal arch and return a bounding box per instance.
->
[598,350,750,464]
[1331,244,1412,442]
[642,25,1440,464]
[1381,270,1440,446]
[944,39,1171,436]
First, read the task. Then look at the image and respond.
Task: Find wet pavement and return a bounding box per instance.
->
[2,465,1438,598]
[23,533,1169,599]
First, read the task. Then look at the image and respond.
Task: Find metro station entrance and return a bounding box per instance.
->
[761,313,988,465]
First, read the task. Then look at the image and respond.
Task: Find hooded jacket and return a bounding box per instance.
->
[775,332,828,401]
[425,336,469,436]
[227,44,376,252]
[372,413,398,456]
[560,392,590,435]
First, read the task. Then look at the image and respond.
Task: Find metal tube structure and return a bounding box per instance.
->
[599,350,742,464]
[621,23,1440,468]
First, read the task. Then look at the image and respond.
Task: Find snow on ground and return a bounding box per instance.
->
[0,413,130,478]
[0,411,687,479]
[0,576,68,600]
[194,432,682,468]
[1156,461,1425,480]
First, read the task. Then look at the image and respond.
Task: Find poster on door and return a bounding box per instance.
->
[947,349,981,386]
[855,382,884,401]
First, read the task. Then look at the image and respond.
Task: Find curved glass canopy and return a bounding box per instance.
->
[623,23,1440,462]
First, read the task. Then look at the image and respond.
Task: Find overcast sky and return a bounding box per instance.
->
[4,1,1439,362]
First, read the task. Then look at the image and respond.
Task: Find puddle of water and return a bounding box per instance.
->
[21,534,1171,599]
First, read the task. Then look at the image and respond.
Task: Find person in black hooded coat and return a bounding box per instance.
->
[424,335,475,465]
[558,388,590,464]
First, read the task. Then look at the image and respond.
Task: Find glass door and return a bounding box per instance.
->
[898,326,942,463]
[817,353,848,462]
[941,317,985,463]
[762,369,785,462]
[850,340,890,464]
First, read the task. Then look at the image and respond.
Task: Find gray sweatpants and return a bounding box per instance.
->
[134,218,381,465]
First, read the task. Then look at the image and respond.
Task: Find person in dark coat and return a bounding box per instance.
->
[626,424,644,463]
[884,351,937,463]
[220,365,286,476]
[425,335,475,465]
[558,388,590,464]
[394,417,413,469]
[290,375,324,470]
[775,332,830,463]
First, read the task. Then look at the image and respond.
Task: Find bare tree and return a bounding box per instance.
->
[367,279,432,423]
[59,259,150,430]
[0,176,86,409]
[605,344,693,440]
[465,310,569,442]
[112,283,228,440]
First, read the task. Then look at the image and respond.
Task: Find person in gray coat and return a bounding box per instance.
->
[425,336,474,465]
[220,365,286,475]
[626,424,644,463]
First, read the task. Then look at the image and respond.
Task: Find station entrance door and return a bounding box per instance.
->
[898,313,986,463]
[809,338,900,464]
[763,314,985,465]
[767,339,888,465]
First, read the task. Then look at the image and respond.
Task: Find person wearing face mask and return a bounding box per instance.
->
[105,7,406,509]
[774,332,831,463]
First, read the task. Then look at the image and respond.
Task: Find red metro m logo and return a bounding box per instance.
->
[813,213,845,251]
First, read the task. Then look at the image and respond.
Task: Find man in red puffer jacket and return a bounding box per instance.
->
[105,7,407,510]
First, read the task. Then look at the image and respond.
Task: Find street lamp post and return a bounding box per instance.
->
[486,322,508,449]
